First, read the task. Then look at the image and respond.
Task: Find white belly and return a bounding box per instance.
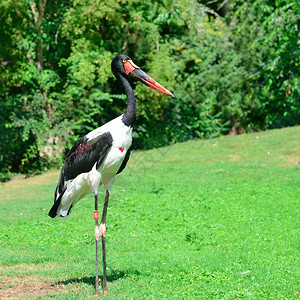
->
[99,146,128,190]
[98,116,132,186]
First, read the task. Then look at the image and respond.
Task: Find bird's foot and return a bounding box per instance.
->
[99,223,106,237]
[94,226,101,240]
[95,224,106,239]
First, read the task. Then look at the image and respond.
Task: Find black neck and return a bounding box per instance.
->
[116,74,137,127]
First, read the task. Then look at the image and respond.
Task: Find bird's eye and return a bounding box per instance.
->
[122,59,126,63]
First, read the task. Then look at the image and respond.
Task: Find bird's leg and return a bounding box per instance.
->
[101,190,110,295]
[94,193,100,298]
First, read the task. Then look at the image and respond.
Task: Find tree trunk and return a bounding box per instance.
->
[30,0,47,71]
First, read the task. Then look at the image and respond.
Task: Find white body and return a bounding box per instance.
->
[56,115,132,219]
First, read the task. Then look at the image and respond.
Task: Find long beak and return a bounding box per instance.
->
[131,69,174,97]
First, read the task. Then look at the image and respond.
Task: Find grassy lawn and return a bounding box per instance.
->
[0,126,299,299]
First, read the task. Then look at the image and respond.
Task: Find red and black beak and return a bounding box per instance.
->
[124,60,174,97]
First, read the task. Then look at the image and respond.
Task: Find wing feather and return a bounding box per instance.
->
[54,132,113,196]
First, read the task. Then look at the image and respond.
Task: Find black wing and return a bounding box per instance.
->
[56,132,113,195]
[49,132,113,218]
[117,148,131,174]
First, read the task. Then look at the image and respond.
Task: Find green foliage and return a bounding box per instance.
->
[227,0,300,129]
[0,0,299,177]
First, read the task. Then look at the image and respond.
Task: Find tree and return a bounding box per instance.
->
[0,0,299,180]
[227,0,300,129]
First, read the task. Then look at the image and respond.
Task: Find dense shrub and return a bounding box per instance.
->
[0,0,298,180]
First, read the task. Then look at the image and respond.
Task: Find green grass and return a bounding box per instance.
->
[0,127,299,299]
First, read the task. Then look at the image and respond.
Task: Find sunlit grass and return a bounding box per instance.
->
[0,126,299,298]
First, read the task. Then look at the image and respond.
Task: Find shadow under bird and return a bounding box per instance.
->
[48,54,174,296]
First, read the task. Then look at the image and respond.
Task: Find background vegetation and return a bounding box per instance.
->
[0,0,299,179]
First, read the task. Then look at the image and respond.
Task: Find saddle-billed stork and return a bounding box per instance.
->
[48,54,174,296]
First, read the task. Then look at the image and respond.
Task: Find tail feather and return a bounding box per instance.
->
[48,187,66,218]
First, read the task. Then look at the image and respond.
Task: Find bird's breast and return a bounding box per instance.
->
[102,146,127,170]
[87,114,132,176]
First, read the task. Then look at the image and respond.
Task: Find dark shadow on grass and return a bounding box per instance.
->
[57,269,126,287]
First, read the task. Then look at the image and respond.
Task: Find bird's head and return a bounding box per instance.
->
[111,54,174,97]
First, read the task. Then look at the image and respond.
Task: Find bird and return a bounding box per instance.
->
[48,54,174,297]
